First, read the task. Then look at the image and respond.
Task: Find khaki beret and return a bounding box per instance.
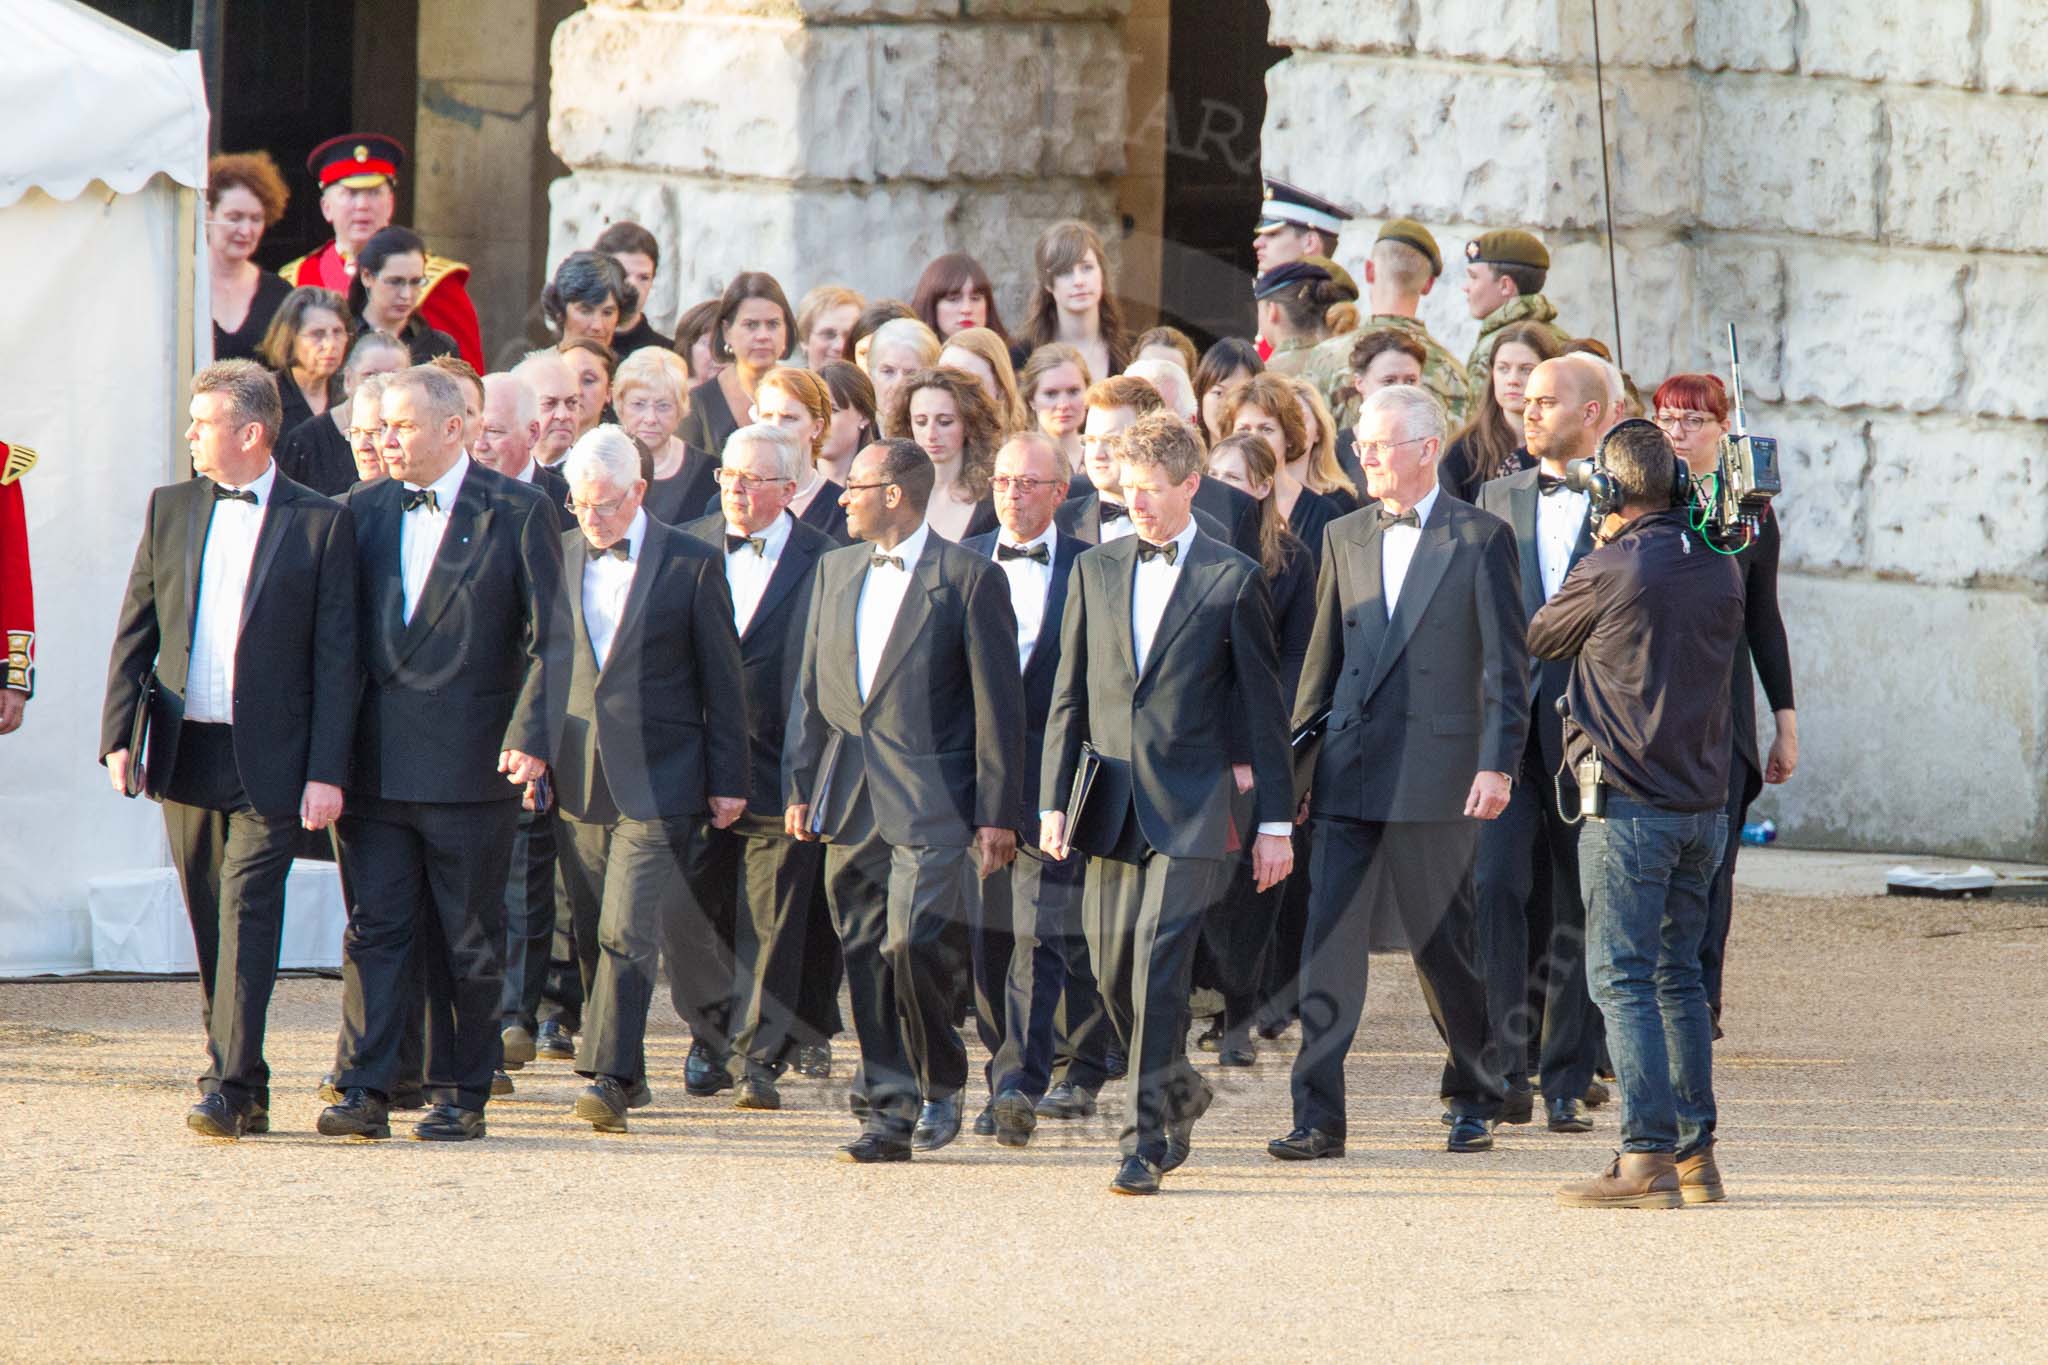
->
[1375,218,1443,277]
[1464,229,1550,271]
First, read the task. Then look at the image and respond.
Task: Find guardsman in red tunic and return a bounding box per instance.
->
[277,133,485,370]
[0,439,34,734]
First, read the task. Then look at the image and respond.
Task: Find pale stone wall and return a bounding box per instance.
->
[544,0,1131,336]
[1265,0,2048,858]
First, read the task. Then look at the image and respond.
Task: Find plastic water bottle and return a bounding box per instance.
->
[1740,819,1776,846]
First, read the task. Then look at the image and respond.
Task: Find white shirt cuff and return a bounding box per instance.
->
[1255,821,1292,838]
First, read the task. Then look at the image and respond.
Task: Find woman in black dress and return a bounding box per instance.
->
[681,271,797,459]
[1014,220,1130,380]
[1194,337,1262,447]
[347,226,457,364]
[277,330,408,495]
[753,367,851,542]
[796,284,865,372]
[815,360,878,490]
[1286,375,1362,516]
[543,249,636,353]
[207,151,294,363]
[561,337,618,438]
[614,346,714,526]
[885,367,1000,542]
[258,287,352,440]
[1438,320,1562,501]
[1222,373,1339,559]
[1656,372,1799,1032]
[910,251,1010,347]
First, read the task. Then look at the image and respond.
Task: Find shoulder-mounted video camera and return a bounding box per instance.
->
[1561,326,1782,551]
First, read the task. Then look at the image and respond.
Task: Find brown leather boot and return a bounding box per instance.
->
[1677,1146,1726,1204]
[1556,1152,1682,1209]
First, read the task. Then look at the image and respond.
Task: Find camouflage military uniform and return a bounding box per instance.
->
[1466,293,1570,394]
[1263,333,1320,381]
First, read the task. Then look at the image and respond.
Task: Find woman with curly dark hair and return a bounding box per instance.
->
[884,367,1001,542]
[1016,220,1129,381]
[911,251,1010,346]
[207,150,294,362]
[542,250,637,351]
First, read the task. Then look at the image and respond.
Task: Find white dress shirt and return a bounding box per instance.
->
[1381,483,1440,619]
[856,520,930,701]
[582,509,647,669]
[184,461,278,724]
[1131,517,1199,677]
[994,522,1057,671]
[724,510,791,635]
[1536,475,1590,602]
[400,453,471,624]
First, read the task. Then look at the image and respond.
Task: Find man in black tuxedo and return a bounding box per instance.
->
[783,438,1024,1163]
[101,360,359,1139]
[680,424,837,1112]
[317,364,569,1142]
[1057,375,1260,559]
[548,426,750,1131]
[960,431,1107,1146]
[1475,355,1608,1132]
[473,369,574,1087]
[1270,384,1526,1163]
[1041,413,1295,1196]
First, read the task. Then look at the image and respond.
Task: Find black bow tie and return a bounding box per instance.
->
[1377,506,1420,530]
[401,487,439,513]
[1099,502,1128,523]
[212,485,256,505]
[726,533,765,557]
[1134,539,1179,565]
[604,539,632,561]
[870,552,904,571]
[1538,473,1569,495]
[997,541,1049,564]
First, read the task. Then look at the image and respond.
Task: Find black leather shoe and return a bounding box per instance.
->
[972,1101,997,1137]
[1194,1018,1223,1053]
[849,1089,872,1121]
[1217,1044,1256,1068]
[186,1093,247,1139]
[1446,1115,1496,1152]
[734,1076,781,1111]
[992,1089,1037,1148]
[575,1077,630,1132]
[837,1133,912,1164]
[1583,1079,1611,1108]
[536,1020,575,1060]
[390,1082,427,1111]
[317,1087,390,1139]
[1501,1087,1535,1125]
[1160,1077,1215,1174]
[1268,1126,1345,1160]
[911,1094,963,1152]
[684,1040,734,1097]
[625,1077,653,1109]
[412,1103,487,1141]
[1104,1048,1128,1080]
[1035,1082,1097,1119]
[795,1043,833,1079]
[245,1103,270,1135]
[491,1070,515,1097]
[1547,1096,1594,1132]
[1110,1155,1161,1196]
[501,1024,537,1070]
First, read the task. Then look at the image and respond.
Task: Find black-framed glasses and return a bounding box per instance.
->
[1655,412,1712,434]
[842,480,897,493]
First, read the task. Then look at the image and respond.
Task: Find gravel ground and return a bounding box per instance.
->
[4,888,2045,1360]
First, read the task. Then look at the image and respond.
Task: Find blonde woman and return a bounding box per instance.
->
[937,326,1029,434]
[866,316,942,432]
[751,366,850,540]
[1223,373,1340,558]
[615,346,715,525]
[1284,374,1361,513]
[1018,342,1090,474]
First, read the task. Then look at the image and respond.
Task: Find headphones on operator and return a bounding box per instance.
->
[1579,417,1692,518]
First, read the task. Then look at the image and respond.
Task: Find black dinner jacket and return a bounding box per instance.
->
[555,515,748,823]
[343,460,570,804]
[1293,494,1530,823]
[782,531,1024,848]
[1478,466,1595,774]
[100,471,359,819]
[961,526,1086,824]
[1042,528,1293,859]
[681,510,835,825]
[527,460,576,534]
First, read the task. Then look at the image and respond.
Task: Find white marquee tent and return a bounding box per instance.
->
[0,1,348,975]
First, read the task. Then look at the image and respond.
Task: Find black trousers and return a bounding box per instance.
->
[1290,818,1503,1138]
[1473,741,1598,1102]
[969,849,1079,1102]
[1254,821,1316,1028]
[162,722,299,1111]
[1702,755,1759,1021]
[729,828,831,1079]
[825,820,971,1138]
[795,868,846,1044]
[334,794,518,1111]
[1087,852,1227,1166]
[1201,847,1281,1048]
[558,813,734,1082]
[497,806,559,1033]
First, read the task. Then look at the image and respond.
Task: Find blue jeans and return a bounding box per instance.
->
[1580,796,1726,1157]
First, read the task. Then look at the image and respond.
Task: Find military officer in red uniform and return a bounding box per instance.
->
[278,134,484,370]
[0,439,35,734]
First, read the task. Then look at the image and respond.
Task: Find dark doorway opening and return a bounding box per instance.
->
[1157,0,1287,353]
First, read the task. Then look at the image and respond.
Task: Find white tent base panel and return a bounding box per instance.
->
[86,862,346,974]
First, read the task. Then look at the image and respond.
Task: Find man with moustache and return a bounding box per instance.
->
[1041,414,1294,1196]
[679,425,838,1111]
[1270,384,1525,1163]
[1476,355,1609,1133]
[550,426,749,1132]
[316,364,568,1142]
[101,360,359,1138]
[783,438,1023,1163]
[513,348,586,471]
[960,431,1106,1146]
